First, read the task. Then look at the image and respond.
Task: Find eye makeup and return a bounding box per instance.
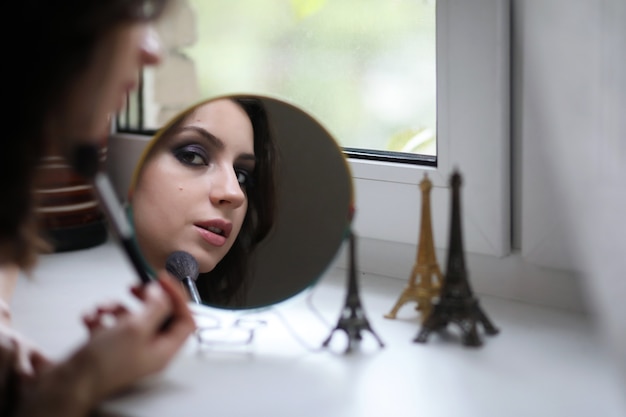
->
[167,131,257,189]
[235,168,254,188]
[173,143,209,167]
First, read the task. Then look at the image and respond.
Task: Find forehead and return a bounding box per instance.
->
[182,99,253,142]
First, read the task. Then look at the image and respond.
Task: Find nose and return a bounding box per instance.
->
[140,26,162,66]
[209,168,246,208]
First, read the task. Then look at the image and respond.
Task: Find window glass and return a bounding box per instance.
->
[140,0,436,158]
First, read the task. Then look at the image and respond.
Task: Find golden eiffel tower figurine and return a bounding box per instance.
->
[385,173,443,322]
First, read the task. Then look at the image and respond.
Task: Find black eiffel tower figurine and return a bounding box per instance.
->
[414,170,499,347]
[322,229,385,353]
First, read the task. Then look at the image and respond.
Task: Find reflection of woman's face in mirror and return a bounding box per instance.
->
[131,97,276,305]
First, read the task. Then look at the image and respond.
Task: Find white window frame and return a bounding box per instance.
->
[349,0,511,259]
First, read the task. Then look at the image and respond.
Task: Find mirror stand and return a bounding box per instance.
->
[190,306,269,351]
[322,229,385,353]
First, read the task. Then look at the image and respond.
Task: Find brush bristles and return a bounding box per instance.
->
[165,251,199,281]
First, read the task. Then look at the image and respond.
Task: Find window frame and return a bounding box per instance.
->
[347,0,511,258]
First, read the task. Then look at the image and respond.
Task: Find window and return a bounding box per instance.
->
[120,0,437,164]
[114,0,510,259]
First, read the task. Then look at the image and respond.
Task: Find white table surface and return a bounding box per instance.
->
[10,240,626,417]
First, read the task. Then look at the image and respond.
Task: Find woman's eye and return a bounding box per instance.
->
[236,169,253,188]
[173,145,208,166]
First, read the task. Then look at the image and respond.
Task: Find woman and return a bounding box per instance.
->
[1,1,195,416]
[130,96,276,306]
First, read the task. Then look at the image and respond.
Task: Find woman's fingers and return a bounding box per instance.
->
[130,283,148,301]
[83,303,131,334]
[29,350,52,376]
[129,276,195,354]
[151,275,196,354]
[0,326,49,378]
[15,342,35,376]
[130,281,172,332]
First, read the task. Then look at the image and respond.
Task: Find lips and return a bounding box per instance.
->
[194,219,232,247]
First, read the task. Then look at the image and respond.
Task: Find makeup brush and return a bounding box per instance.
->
[71,143,181,332]
[165,251,201,304]
[70,143,152,284]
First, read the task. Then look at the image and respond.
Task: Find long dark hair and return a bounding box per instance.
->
[195,97,277,306]
[1,0,170,268]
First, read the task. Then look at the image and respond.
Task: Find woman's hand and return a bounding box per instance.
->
[1,321,51,416]
[15,273,195,417]
[0,305,51,378]
[0,263,51,379]
[77,273,196,401]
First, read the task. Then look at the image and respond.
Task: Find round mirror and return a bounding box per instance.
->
[128,94,353,309]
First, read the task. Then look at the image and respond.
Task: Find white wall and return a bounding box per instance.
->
[513,0,626,385]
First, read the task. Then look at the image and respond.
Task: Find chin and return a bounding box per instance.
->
[196,255,220,274]
[187,245,230,274]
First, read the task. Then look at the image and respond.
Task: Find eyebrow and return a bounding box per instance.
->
[178,125,256,163]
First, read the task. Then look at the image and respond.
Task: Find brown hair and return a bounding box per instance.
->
[1,0,170,269]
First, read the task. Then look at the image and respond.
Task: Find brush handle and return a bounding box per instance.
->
[181,277,202,304]
[91,171,179,333]
[93,172,152,284]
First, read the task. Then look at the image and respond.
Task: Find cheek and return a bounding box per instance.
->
[233,199,249,234]
[141,157,191,196]
[135,187,182,236]
[134,187,191,266]
[134,164,190,228]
